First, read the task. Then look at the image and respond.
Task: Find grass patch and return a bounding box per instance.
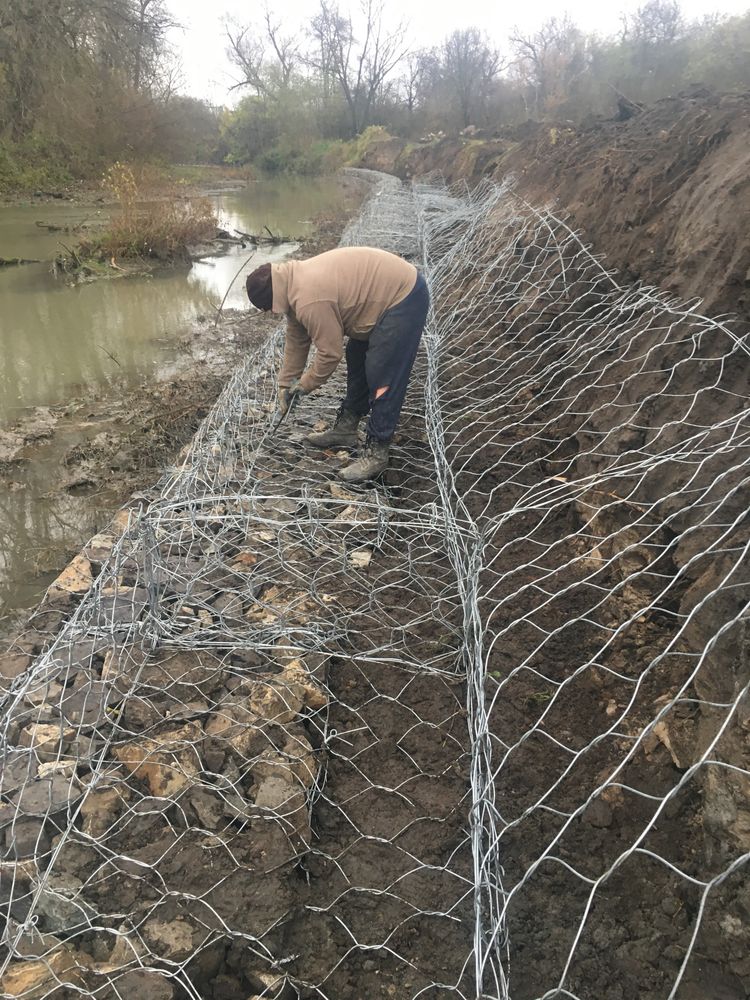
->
[0,137,74,194]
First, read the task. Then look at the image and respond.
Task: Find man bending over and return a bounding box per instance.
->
[245,246,429,483]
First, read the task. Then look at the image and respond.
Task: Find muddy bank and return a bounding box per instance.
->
[357,89,750,327]
[0,166,252,209]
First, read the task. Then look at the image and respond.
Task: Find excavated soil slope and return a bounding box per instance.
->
[361,90,750,327]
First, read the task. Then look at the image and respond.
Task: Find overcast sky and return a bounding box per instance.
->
[169,0,750,104]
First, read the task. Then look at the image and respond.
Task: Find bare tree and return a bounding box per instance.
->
[510,17,586,117]
[441,28,502,127]
[226,6,302,98]
[310,0,408,135]
[624,0,684,43]
[399,48,433,116]
[131,0,178,91]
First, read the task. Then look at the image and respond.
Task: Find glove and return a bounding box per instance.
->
[277,379,306,417]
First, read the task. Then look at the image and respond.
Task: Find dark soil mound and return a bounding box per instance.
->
[371,90,750,327]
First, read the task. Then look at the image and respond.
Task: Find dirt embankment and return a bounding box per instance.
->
[358,89,750,327]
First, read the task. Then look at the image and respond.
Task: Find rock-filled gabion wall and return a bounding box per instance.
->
[1,172,749,1000]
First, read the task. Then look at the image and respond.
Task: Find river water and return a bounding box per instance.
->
[0,173,356,632]
[0,174,352,423]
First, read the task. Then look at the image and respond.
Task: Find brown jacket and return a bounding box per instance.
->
[272,247,417,392]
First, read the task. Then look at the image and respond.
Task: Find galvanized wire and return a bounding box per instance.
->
[1,171,748,1000]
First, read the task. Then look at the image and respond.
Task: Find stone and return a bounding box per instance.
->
[92,588,149,627]
[187,787,228,831]
[81,532,114,565]
[0,652,32,689]
[5,919,63,960]
[229,648,264,670]
[248,681,304,726]
[0,947,92,999]
[583,797,613,829]
[253,776,310,848]
[212,593,245,619]
[49,554,93,596]
[110,509,133,535]
[3,816,52,859]
[230,551,258,571]
[9,772,79,817]
[205,706,267,760]
[98,970,175,1000]
[253,730,316,790]
[79,785,129,838]
[348,546,373,569]
[19,723,72,763]
[274,637,305,666]
[165,698,210,721]
[143,918,195,961]
[23,681,64,709]
[136,650,226,701]
[37,761,75,780]
[57,680,121,727]
[1,752,39,795]
[32,872,98,933]
[334,504,376,525]
[281,660,327,712]
[114,722,203,798]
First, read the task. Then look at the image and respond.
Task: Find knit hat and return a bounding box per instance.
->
[245,263,273,311]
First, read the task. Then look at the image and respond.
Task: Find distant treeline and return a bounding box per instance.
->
[2,0,749,187]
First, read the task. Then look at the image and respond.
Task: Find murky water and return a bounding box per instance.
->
[0,174,352,423]
[0,173,357,631]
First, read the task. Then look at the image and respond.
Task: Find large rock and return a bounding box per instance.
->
[93,970,175,1000]
[3,815,52,860]
[253,776,310,850]
[280,660,327,711]
[0,946,92,999]
[205,705,267,761]
[32,872,98,933]
[48,554,93,597]
[79,782,130,838]
[114,722,203,798]
[248,680,304,726]
[0,652,32,691]
[253,730,317,791]
[8,772,79,816]
[19,723,72,763]
[142,917,196,961]
[134,650,227,702]
[57,678,121,728]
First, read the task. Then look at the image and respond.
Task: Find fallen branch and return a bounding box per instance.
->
[0,256,41,266]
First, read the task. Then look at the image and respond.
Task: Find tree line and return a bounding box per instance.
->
[0,0,216,189]
[2,0,749,188]
[222,0,750,171]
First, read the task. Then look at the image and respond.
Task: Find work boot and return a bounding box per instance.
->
[305,407,361,448]
[339,438,390,483]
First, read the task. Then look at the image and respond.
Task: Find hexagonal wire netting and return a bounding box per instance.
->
[1,171,748,1000]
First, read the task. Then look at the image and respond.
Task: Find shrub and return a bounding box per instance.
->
[78,163,218,260]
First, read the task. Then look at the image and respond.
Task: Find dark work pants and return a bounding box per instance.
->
[341,272,430,442]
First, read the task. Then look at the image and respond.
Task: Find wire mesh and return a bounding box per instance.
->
[1,171,748,1000]
[417,178,750,1000]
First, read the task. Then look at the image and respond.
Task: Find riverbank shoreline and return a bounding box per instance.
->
[0,188,366,643]
[0,164,253,208]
